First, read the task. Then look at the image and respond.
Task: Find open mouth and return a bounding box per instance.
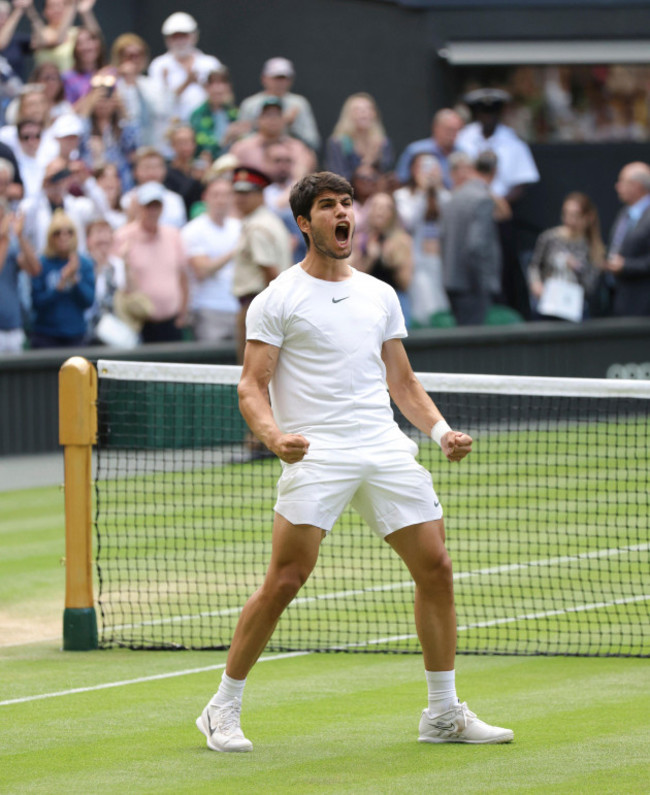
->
[335,222,350,244]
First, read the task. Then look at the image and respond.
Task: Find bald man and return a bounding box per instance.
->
[605,161,650,317]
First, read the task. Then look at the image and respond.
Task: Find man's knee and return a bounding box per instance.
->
[262,565,310,607]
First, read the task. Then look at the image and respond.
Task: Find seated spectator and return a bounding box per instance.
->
[164,124,203,217]
[120,146,186,228]
[30,61,73,121]
[148,12,221,150]
[190,66,242,162]
[395,108,464,189]
[61,26,108,111]
[393,152,449,235]
[0,0,40,81]
[0,199,39,352]
[30,208,95,348]
[77,81,137,191]
[528,191,605,321]
[20,154,96,253]
[238,56,320,152]
[11,117,48,197]
[352,191,413,324]
[113,180,189,343]
[84,217,127,343]
[180,174,240,342]
[31,0,101,73]
[325,92,394,181]
[230,97,316,183]
[111,33,167,151]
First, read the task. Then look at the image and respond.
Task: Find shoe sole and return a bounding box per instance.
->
[196,714,253,753]
[418,731,514,744]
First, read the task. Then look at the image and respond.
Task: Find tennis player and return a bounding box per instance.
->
[196,171,514,751]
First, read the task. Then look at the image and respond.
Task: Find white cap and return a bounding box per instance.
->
[161,12,197,36]
[137,181,165,205]
[262,57,295,78]
[51,113,84,138]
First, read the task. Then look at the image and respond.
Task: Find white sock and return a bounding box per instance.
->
[425,669,458,716]
[210,672,247,707]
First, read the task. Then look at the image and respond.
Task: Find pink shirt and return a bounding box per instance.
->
[114,222,188,321]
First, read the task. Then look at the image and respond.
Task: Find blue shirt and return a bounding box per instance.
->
[0,237,21,330]
[31,253,95,338]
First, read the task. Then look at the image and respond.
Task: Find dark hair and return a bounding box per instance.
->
[475,150,498,176]
[289,171,353,248]
[73,27,106,73]
[29,62,65,104]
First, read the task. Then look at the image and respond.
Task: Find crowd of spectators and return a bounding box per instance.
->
[1,1,649,355]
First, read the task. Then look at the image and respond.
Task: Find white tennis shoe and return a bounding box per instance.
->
[196,698,253,752]
[418,701,514,744]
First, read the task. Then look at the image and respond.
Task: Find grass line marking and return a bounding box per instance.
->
[3,593,647,708]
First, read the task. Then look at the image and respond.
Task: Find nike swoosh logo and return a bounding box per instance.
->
[332,296,349,303]
[432,721,455,731]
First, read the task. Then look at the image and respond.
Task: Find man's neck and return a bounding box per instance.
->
[300,252,352,282]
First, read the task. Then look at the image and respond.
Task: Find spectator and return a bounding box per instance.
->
[0,200,39,352]
[148,11,221,144]
[395,108,465,189]
[190,66,242,162]
[12,117,46,197]
[325,92,394,181]
[61,26,108,110]
[30,61,73,120]
[164,124,203,217]
[0,0,40,81]
[32,0,101,73]
[603,161,650,317]
[230,165,292,362]
[0,138,23,199]
[20,154,96,253]
[352,191,413,324]
[113,180,189,343]
[85,162,126,230]
[528,192,605,321]
[456,88,540,318]
[120,146,186,228]
[394,153,450,324]
[238,57,320,153]
[394,152,449,235]
[264,139,306,262]
[30,208,95,347]
[76,80,137,191]
[348,162,381,237]
[230,97,316,183]
[1,83,59,163]
[181,174,240,343]
[440,151,502,326]
[448,150,473,189]
[111,33,166,150]
[84,217,126,343]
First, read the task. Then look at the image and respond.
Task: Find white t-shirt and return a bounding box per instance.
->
[455,122,540,197]
[246,264,408,451]
[181,213,241,313]
[148,50,221,123]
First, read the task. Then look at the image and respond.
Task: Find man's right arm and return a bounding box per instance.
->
[238,339,310,463]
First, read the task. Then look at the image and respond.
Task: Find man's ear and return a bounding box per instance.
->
[296,215,310,236]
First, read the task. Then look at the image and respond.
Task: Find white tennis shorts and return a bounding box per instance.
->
[274,440,443,538]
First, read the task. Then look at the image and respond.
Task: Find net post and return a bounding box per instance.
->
[59,356,98,651]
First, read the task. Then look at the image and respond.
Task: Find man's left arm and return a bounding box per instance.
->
[382,337,472,462]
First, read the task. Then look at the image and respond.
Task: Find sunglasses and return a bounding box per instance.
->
[20,132,42,141]
[53,228,75,236]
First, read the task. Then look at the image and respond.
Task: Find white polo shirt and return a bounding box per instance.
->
[246,264,408,451]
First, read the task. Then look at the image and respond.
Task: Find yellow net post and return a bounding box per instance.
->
[59,356,98,650]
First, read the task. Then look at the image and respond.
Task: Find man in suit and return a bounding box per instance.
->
[604,161,650,317]
[440,151,502,326]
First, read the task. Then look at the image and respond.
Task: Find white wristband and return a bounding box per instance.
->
[430,419,452,447]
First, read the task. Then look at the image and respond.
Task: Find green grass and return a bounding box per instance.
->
[1,478,649,792]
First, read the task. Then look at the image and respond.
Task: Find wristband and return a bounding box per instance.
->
[430,419,452,447]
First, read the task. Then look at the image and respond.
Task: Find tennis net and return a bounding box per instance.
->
[94,359,649,656]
